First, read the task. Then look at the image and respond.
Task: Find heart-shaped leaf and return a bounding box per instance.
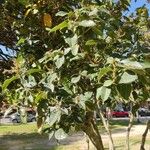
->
[55,56,65,69]
[96,86,111,101]
[71,76,81,83]
[79,20,96,27]
[55,128,68,140]
[103,80,113,87]
[119,72,138,84]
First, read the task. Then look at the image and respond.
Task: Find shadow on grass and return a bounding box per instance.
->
[0,133,49,150]
[0,131,85,150]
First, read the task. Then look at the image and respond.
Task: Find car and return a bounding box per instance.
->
[10,112,36,123]
[138,108,150,116]
[111,110,129,117]
[0,112,3,118]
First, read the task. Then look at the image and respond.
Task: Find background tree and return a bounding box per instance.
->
[1,0,150,150]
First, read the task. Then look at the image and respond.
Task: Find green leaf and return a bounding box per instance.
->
[79,20,96,27]
[127,0,131,3]
[47,20,68,33]
[89,8,98,16]
[92,27,103,36]
[85,40,97,46]
[35,92,47,102]
[43,83,54,92]
[79,100,86,110]
[50,84,54,92]
[96,86,111,101]
[71,44,79,56]
[79,92,93,107]
[18,0,29,5]
[16,37,26,46]
[27,75,37,87]
[98,67,112,81]
[101,87,111,101]
[84,92,93,101]
[106,57,114,64]
[103,80,113,87]
[28,94,33,102]
[2,75,19,91]
[47,73,57,83]
[61,108,68,115]
[48,109,61,127]
[18,90,25,100]
[119,72,138,84]
[117,84,132,100]
[55,128,68,140]
[87,73,97,80]
[56,11,68,17]
[55,56,65,69]
[79,103,86,110]
[65,34,78,47]
[62,78,73,95]
[71,76,81,83]
[80,70,88,76]
[96,86,103,99]
[26,68,43,75]
[64,47,71,55]
[142,61,150,69]
[120,59,143,69]
[49,131,54,140]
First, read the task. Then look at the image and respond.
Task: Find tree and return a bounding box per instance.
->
[1,0,150,150]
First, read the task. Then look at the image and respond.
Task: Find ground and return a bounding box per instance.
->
[0,121,150,150]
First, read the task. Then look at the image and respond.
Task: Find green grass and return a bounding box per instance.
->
[97,119,142,133]
[0,120,141,135]
[0,123,50,150]
[0,122,149,150]
[0,123,37,134]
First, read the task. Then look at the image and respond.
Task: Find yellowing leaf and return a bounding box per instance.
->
[24,9,32,17]
[43,13,52,27]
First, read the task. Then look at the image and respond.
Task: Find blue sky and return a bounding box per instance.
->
[129,0,150,13]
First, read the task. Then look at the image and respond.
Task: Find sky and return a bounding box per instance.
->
[0,0,150,58]
[129,0,150,13]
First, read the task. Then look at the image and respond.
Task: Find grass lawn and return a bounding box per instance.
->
[0,122,149,150]
[0,123,37,134]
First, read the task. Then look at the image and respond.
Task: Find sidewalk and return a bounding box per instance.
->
[101,124,148,138]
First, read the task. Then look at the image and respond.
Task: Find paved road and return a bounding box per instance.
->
[112,116,150,121]
[97,116,150,123]
[0,117,12,124]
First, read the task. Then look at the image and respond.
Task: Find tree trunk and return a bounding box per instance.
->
[126,111,134,150]
[82,111,104,150]
[140,120,150,150]
[20,106,27,124]
[97,108,115,150]
[136,111,140,123]
[85,134,90,150]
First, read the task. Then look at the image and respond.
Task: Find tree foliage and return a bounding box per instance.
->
[0,0,150,149]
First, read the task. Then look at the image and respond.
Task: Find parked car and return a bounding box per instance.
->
[10,112,36,123]
[111,110,129,117]
[138,108,150,116]
[0,112,3,118]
